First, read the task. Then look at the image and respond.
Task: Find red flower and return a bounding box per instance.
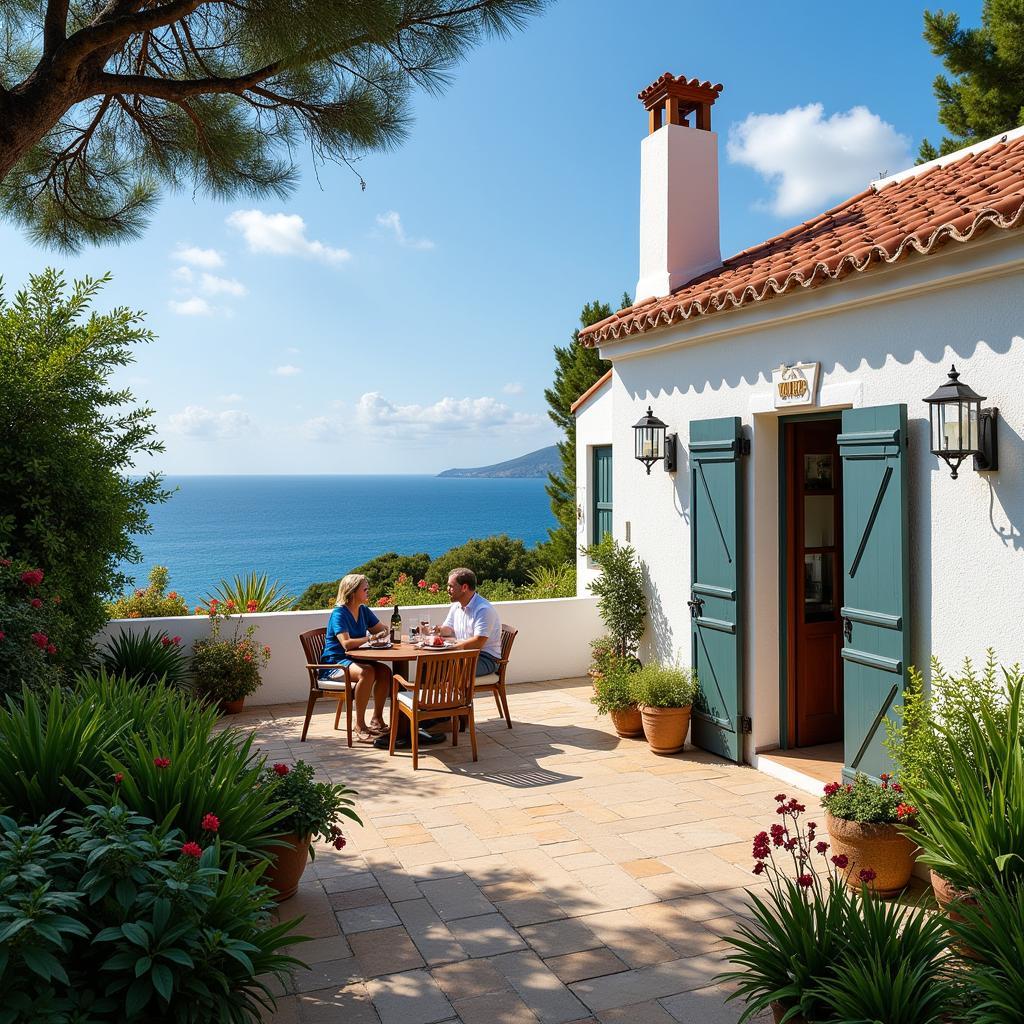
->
[29,597,42,609]
[113,772,124,784]
[46,643,56,655]
[273,763,290,776]
[417,579,427,588]
[823,782,841,797]
[775,805,787,815]
[891,782,903,793]
[807,821,817,830]
[896,803,918,819]
[429,583,439,593]
[168,591,178,599]
[784,837,798,851]
[31,632,48,649]
[774,793,787,803]
[831,854,849,869]
[181,841,203,859]
[0,631,5,642]
[171,636,182,645]
[246,600,258,612]
[378,596,392,607]
[244,653,253,662]
[160,636,171,646]
[752,861,766,874]
[20,569,44,587]
[815,841,829,854]
[226,599,236,610]
[797,874,814,887]
[330,826,347,850]
[859,868,877,883]
[153,757,171,769]
[786,798,806,813]
[201,813,220,832]
[209,598,219,608]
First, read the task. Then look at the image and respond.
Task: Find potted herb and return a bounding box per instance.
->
[822,772,918,897]
[591,665,642,737]
[633,664,699,754]
[258,760,361,901]
[190,601,271,712]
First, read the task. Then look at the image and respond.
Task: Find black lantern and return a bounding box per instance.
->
[923,365,998,479]
[632,406,677,474]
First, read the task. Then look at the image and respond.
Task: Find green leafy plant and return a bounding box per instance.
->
[106,565,189,620]
[190,605,271,705]
[631,664,698,709]
[257,761,361,858]
[377,572,448,609]
[100,627,188,688]
[0,803,300,1022]
[584,535,646,662]
[521,563,576,599]
[476,578,518,603]
[591,664,639,716]
[822,772,917,825]
[200,572,296,614]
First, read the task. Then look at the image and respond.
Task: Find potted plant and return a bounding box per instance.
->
[591,664,642,737]
[822,772,918,897]
[258,760,361,901]
[585,535,647,667]
[633,663,698,754]
[588,633,618,682]
[190,601,271,712]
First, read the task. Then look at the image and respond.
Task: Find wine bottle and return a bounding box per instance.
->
[390,605,402,643]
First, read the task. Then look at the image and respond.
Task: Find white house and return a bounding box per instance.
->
[574,72,1024,785]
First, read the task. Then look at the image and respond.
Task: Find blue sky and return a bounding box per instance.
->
[0,0,982,474]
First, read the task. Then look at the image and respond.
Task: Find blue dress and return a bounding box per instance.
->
[321,605,380,677]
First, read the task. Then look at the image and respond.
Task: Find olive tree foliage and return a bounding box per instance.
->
[0,1,546,251]
[0,269,169,657]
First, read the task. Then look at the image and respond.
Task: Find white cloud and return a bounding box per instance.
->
[167,405,254,439]
[502,382,524,395]
[172,245,224,269]
[226,210,351,264]
[172,265,194,284]
[376,210,435,251]
[274,364,302,377]
[354,392,541,436]
[219,393,243,403]
[201,272,247,297]
[727,103,912,217]
[169,296,214,316]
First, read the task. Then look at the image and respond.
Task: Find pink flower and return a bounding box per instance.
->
[20,569,44,587]
[891,782,903,793]
[31,632,48,649]
[160,636,171,647]
[429,583,439,593]
[247,600,258,612]
[859,868,877,883]
[171,636,182,645]
[153,757,171,769]
[29,597,42,609]
[0,630,5,642]
[180,842,203,859]
[273,763,290,776]
[201,813,220,832]
[831,854,849,869]
[244,653,253,662]
[417,580,427,588]
[113,772,124,784]
[797,874,814,888]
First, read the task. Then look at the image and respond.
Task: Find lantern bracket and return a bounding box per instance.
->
[664,433,678,473]
[976,407,999,472]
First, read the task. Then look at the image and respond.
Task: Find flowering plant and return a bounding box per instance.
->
[378,572,445,609]
[190,604,271,704]
[822,771,917,825]
[106,565,189,619]
[257,760,361,858]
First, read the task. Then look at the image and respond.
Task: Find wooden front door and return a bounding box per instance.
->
[785,418,844,747]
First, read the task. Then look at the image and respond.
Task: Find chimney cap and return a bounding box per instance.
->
[638,73,723,134]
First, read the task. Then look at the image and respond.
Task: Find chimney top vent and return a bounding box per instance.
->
[638,73,723,135]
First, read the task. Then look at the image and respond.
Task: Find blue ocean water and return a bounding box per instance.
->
[120,475,554,606]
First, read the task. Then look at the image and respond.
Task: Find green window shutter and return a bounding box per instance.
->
[839,404,910,782]
[689,417,745,763]
[592,446,613,544]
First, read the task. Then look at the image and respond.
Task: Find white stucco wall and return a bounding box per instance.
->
[586,230,1024,758]
[95,596,602,706]
[574,383,614,592]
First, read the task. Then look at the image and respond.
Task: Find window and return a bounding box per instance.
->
[592,446,613,544]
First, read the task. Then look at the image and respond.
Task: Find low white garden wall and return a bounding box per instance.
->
[96,596,603,706]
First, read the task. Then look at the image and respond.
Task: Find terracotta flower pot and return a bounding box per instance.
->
[263,833,311,902]
[930,869,982,960]
[771,1001,808,1024]
[825,813,916,897]
[640,705,691,755]
[219,697,245,714]
[609,706,643,738]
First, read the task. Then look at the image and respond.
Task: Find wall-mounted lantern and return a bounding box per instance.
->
[633,406,677,474]
[923,365,998,479]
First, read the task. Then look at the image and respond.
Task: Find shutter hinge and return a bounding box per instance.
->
[739,715,752,734]
[738,438,751,456]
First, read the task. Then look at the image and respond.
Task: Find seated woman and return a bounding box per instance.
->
[321,574,392,743]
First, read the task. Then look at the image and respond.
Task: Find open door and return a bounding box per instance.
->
[838,405,910,781]
[689,417,745,762]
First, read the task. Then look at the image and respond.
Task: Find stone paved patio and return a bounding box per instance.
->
[240,678,821,1023]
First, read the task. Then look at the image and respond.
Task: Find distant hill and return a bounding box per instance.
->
[437,445,558,479]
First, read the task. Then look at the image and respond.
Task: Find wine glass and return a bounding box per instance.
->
[419,615,431,640]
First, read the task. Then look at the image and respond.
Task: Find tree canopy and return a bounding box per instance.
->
[918,1,1024,162]
[0,1,545,251]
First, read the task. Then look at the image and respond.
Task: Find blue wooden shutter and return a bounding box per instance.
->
[689,417,745,762]
[592,446,613,544]
[839,405,910,781]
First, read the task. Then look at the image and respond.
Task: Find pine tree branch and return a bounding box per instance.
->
[88,64,282,100]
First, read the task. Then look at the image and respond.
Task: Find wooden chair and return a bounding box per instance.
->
[298,628,353,746]
[473,624,518,729]
[389,649,479,769]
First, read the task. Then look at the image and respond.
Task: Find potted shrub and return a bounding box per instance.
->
[591,665,642,737]
[822,772,918,897]
[584,535,647,667]
[588,633,618,682]
[190,602,271,712]
[633,664,698,754]
[258,760,361,901]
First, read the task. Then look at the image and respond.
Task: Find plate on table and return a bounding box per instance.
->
[420,639,455,650]
[363,640,393,650]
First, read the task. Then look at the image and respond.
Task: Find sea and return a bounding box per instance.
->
[119,475,554,606]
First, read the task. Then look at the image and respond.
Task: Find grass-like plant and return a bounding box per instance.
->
[201,572,296,613]
[631,663,698,708]
[100,627,188,688]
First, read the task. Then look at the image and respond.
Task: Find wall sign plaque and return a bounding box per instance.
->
[772,362,820,409]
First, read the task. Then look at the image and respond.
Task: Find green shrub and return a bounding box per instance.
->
[190,609,271,705]
[200,572,295,613]
[521,563,576,599]
[425,535,538,588]
[591,664,639,715]
[0,554,74,697]
[379,573,448,609]
[351,552,432,602]
[0,803,299,1022]
[293,578,339,610]
[584,535,646,662]
[106,566,189,619]
[100,627,188,688]
[476,578,518,603]
[822,772,916,825]
[632,664,698,708]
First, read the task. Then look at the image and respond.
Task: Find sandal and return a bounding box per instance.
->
[354,730,378,745]
[367,721,389,735]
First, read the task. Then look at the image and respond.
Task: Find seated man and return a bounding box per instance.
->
[437,566,501,676]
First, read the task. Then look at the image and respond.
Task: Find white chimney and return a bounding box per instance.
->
[635,74,723,302]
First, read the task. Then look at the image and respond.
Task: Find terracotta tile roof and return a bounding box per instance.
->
[581,127,1024,347]
[570,370,612,415]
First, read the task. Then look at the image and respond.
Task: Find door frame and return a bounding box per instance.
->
[777,411,843,751]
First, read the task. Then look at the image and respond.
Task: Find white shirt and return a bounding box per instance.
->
[443,592,502,660]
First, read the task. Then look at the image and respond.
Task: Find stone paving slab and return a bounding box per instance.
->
[239,679,822,1023]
